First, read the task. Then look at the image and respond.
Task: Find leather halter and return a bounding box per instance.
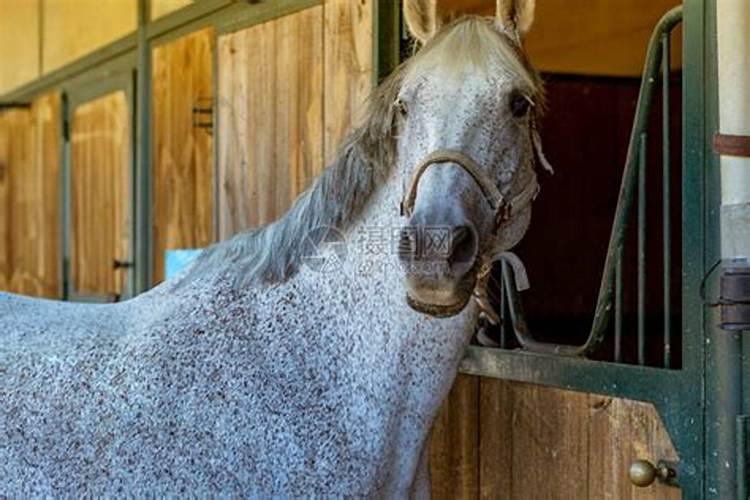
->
[400,149,539,228]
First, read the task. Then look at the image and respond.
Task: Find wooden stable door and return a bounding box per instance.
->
[66,86,133,301]
[0,94,61,298]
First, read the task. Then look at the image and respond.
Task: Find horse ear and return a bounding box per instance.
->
[495,0,535,36]
[404,0,439,44]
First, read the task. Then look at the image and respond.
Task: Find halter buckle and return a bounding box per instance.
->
[494,200,512,227]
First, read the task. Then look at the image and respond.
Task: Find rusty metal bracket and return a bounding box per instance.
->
[720,264,750,331]
[714,133,750,158]
[0,102,31,110]
[192,96,213,135]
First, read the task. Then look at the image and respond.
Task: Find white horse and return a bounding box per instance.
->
[0,0,550,496]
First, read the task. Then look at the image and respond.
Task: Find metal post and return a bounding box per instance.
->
[135,0,153,293]
[638,132,647,365]
[615,245,623,362]
[661,33,672,368]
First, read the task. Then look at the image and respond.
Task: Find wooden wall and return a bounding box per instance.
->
[42,0,137,73]
[70,91,131,298]
[527,0,682,76]
[431,378,680,499]
[216,0,372,237]
[0,0,40,94]
[152,27,214,283]
[0,0,682,96]
[0,94,61,298]
[422,0,681,76]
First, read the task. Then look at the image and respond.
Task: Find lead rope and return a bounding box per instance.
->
[473,250,531,347]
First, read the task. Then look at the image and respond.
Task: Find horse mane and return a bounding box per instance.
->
[178,16,542,289]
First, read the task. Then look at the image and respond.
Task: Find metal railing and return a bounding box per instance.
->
[493,7,683,367]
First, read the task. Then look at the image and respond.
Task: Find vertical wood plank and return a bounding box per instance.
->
[31,94,62,298]
[70,91,130,297]
[430,374,480,500]
[510,382,589,500]
[0,94,61,297]
[323,0,373,164]
[478,377,513,498]
[152,27,214,283]
[217,5,324,237]
[588,395,681,499]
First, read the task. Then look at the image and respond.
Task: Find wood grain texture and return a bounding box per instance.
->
[469,381,682,499]
[425,0,681,76]
[70,91,131,297]
[509,382,590,499]
[430,374,480,499]
[478,377,513,498]
[0,110,32,293]
[0,94,61,298]
[152,27,214,284]
[217,5,324,236]
[588,395,680,499]
[323,0,373,163]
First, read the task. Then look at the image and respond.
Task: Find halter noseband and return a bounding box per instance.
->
[399,149,539,228]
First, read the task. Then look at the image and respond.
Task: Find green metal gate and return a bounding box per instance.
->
[454,2,743,498]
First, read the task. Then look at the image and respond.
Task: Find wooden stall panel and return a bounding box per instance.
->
[152,28,214,283]
[467,381,682,500]
[422,0,681,77]
[0,94,61,298]
[0,110,32,292]
[217,0,375,237]
[217,5,324,236]
[323,0,373,163]
[431,374,480,499]
[70,91,131,298]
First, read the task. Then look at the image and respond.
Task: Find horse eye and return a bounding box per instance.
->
[510,92,530,118]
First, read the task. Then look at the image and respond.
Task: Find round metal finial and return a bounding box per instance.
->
[629,459,657,487]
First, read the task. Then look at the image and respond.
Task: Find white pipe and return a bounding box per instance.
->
[717,0,750,260]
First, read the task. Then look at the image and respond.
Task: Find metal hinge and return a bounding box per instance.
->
[62,116,70,142]
[192,96,213,135]
[62,93,70,142]
[720,264,750,331]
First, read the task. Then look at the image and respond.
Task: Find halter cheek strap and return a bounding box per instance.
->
[400,149,539,227]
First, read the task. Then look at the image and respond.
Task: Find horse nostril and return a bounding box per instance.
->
[448,225,477,267]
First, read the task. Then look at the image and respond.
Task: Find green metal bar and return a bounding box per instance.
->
[462,345,688,402]
[0,34,137,104]
[678,0,713,497]
[461,343,704,491]
[214,0,321,35]
[135,0,153,293]
[614,245,623,362]
[499,261,508,349]
[588,6,682,342]
[145,0,230,41]
[662,33,672,368]
[478,7,683,359]
[738,415,749,500]
[61,93,71,301]
[374,0,401,84]
[638,132,647,365]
